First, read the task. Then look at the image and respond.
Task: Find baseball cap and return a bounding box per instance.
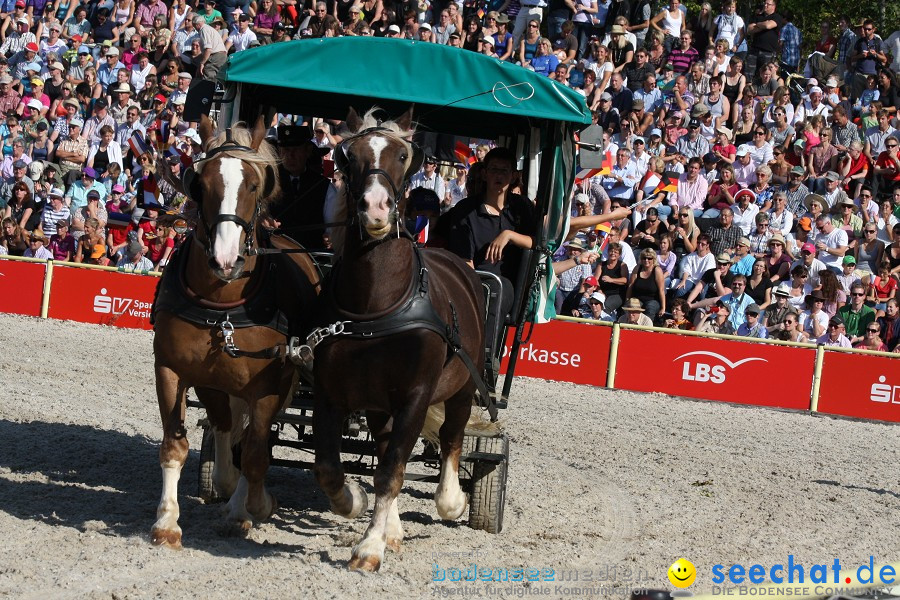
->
[745,303,761,315]
[843,255,857,265]
[791,165,805,175]
[87,189,101,199]
[809,86,822,95]
[590,291,606,304]
[69,117,84,128]
[420,22,432,31]
[650,128,662,138]
[801,242,816,254]
[78,46,90,54]
[94,98,108,109]
[735,146,749,157]
[154,93,167,103]
[688,118,701,128]
[25,42,38,52]
[106,47,120,56]
[584,276,599,287]
[716,253,731,264]
[600,92,612,101]
[829,315,844,326]
[112,184,125,193]
[824,171,840,181]
[82,167,98,179]
[703,152,717,163]
[737,236,751,248]
[49,187,64,197]
[26,98,42,109]
[388,24,401,33]
[797,217,812,232]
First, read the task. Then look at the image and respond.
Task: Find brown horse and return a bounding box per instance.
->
[151,118,319,548]
[313,108,495,571]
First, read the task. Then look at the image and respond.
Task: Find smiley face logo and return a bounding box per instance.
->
[668,558,696,588]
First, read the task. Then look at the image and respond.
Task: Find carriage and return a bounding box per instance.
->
[166,36,589,549]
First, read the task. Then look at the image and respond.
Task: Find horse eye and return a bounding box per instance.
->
[399,153,408,161]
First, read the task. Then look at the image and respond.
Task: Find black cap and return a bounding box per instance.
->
[277,124,313,147]
[273,21,285,29]
[94,98,108,109]
[829,315,844,326]
[688,118,701,128]
[703,152,717,163]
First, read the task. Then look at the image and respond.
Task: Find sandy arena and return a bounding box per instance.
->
[1,312,899,599]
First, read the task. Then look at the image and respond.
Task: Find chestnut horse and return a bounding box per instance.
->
[151,118,319,547]
[313,108,495,571]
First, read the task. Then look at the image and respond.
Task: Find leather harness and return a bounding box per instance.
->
[151,234,291,339]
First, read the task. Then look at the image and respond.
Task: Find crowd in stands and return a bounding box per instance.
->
[0,0,897,352]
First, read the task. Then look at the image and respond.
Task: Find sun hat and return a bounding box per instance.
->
[621,298,644,312]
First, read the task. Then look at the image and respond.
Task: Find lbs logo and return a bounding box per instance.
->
[675,351,767,384]
[870,376,900,404]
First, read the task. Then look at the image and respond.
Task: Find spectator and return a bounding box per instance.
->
[595,241,629,314]
[730,236,755,275]
[818,314,852,347]
[877,298,900,351]
[778,309,808,342]
[617,297,653,326]
[626,247,666,319]
[40,187,68,235]
[583,291,616,322]
[23,228,52,258]
[737,302,768,338]
[855,321,888,351]
[191,14,227,81]
[117,238,154,271]
[1,216,28,255]
[814,214,850,272]
[696,299,735,334]
[745,0,784,77]
[673,233,714,298]
[762,282,792,334]
[838,281,876,344]
[47,219,75,260]
[555,239,594,312]
[707,207,741,255]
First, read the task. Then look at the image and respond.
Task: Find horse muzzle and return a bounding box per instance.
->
[208,255,246,282]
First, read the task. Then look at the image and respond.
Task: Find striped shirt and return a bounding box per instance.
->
[837,29,857,66]
[41,205,71,236]
[779,22,802,67]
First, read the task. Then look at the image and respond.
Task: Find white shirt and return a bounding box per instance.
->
[884,30,900,73]
[409,170,446,202]
[731,202,759,235]
[800,309,828,335]
[817,227,849,271]
[680,251,716,284]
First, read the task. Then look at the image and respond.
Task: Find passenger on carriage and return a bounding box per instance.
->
[264,124,335,251]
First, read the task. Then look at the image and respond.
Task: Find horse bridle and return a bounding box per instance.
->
[184,129,262,261]
[334,126,424,235]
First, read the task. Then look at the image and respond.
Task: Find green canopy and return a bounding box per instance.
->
[220,37,590,139]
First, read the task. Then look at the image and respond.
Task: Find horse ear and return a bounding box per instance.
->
[250,115,267,150]
[198,115,215,146]
[346,107,362,133]
[394,105,415,132]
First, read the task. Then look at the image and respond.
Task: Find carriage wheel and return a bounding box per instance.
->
[467,433,509,534]
[197,426,220,503]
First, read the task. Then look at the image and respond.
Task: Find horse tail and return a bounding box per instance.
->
[421,401,502,446]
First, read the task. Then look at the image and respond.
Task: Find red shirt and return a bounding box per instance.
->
[875,151,900,181]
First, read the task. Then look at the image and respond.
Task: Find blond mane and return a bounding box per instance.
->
[326,108,417,259]
[197,121,281,205]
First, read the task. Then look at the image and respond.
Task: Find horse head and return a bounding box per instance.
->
[187,115,279,282]
[332,107,423,247]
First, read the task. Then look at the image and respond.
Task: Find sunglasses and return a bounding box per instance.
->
[867,328,880,333]
[887,144,898,149]
[828,323,841,328]
[851,292,865,296]
[784,320,795,325]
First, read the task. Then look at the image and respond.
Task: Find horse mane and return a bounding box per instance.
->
[327,107,416,260]
[200,121,281,206]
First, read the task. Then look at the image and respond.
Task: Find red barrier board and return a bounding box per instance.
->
[0,259,45,317]
[816,351,900,423]
[500,319,609,387]
[47,266,158,330]
[615,329,814,410]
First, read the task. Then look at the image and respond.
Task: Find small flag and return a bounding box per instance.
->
[414,216,429,245]
[453,141,471,164]
[574,149,614,185]
[593,222,611,251]
[128,131,149,157]
[156,120,170,150]
[476,8,485,18]
[653,171,679,195]
[143,173,161,206]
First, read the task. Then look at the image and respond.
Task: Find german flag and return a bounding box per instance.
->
[652,171,680,195]
[454,140,472,165]
[575,150,614,185]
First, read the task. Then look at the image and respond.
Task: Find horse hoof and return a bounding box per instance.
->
[250,494,278,522]
[348,554,381,572]
[436,493,468,521]
[386,538,402,553]
[331,482,368,519]
[150,528,183,549]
